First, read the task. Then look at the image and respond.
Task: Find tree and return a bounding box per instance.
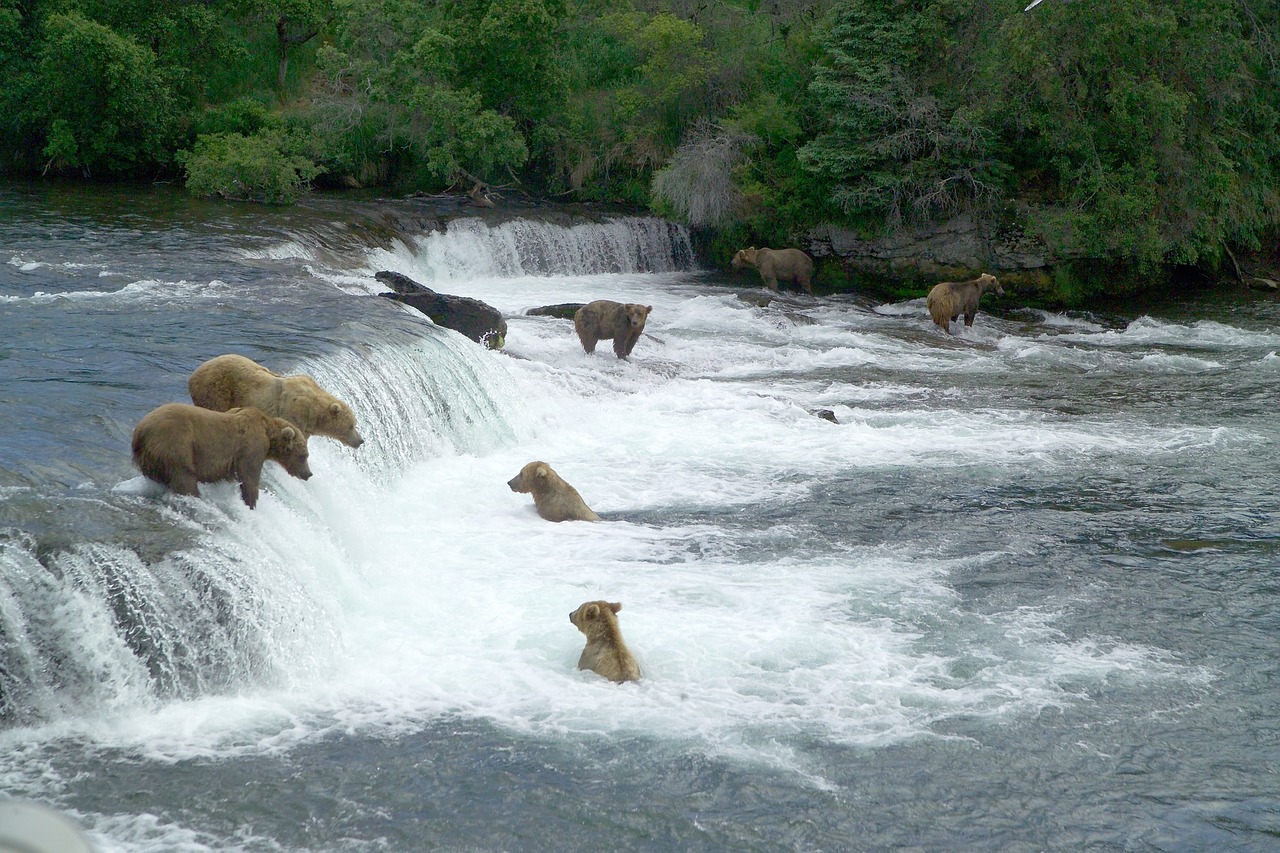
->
[36,11,179,176]
[799,0,1002,229]
[995,0,1280,267]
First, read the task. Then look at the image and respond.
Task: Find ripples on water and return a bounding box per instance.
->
[0,183,1278,851]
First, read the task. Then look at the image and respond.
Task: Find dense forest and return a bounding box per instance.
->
[1,0,1278,298]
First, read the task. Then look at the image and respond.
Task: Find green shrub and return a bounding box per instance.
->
[178,129,321,204]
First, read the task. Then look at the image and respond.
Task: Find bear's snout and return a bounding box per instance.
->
[345,432,364,448]
[507,476,521,491]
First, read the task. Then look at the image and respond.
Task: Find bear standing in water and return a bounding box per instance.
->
[731,246,815,294]
[926,273,1004,334]
[188,354,364,448]
[569,600,641,683]
[131,403,312,509]
[573,300,653,359]
[507,461,601,522]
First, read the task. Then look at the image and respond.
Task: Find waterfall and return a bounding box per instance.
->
[0,308,526,727]
[361,214,696,285]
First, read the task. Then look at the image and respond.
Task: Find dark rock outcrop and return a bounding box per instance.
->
[525,303,585,320]
[376,271,507,349]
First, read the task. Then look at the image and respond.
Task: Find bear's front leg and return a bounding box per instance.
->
[237,467,261,509]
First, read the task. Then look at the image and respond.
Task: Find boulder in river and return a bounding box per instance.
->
[376,270,507,349]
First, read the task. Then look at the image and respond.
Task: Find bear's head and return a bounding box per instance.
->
[268,419,313,481]
[976,273,1004,297]
[508,461,550,494]
[731,247,759,269]
[323,401,364,448]
[624,304,652,329]
[569,600,623,636]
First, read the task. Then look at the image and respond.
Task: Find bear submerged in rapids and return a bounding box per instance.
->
[569,600,641,683]
[131,403,312,509]
[926,273,1005,334]
[573,300,653,359]
[188,353,364,448]
[507,461,601,523]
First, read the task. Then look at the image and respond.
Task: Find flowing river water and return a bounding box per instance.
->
[0,182,1277,851]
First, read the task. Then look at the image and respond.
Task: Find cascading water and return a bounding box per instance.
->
[2,186,1278,851]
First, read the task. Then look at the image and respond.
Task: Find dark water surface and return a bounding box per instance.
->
[1,182,1278,851]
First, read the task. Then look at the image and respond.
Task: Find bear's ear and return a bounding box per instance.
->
[584,603,600,620]
[281,426,296,441]
[535,464,549,478]
[644,306,652,316]
[608,602,622,614]
[329,402,342,416]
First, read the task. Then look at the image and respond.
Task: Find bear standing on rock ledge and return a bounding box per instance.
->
[573,300,653,359]
[131,403,312,509]
[188,354,364,448]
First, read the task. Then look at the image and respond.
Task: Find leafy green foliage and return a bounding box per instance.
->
[178,128,320,203]
[993,0,1280,269]
[0,0,1276,292]
[35,11,180,176]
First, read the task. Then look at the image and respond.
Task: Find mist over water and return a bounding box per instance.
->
[1,184,1279,850]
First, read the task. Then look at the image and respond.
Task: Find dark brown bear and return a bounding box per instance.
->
[573,300,653,359]
[131,403,312,509]
[926,273,1004,334]
[731,247,815,294]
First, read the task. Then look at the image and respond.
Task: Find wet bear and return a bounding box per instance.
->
[926,273,1004,334]
[188,354,364,448]
[507,461,601,523]
[131,403,312,509]
[731,247,815,294]
[569,600,641,683]
[573,300,653,359]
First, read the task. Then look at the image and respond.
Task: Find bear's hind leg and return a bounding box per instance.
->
[166,470,201,497]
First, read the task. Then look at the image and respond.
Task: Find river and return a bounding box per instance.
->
[1,182,1277,851]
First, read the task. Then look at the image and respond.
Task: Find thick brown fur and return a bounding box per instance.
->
[131,403,312,509]
[573,300,653,359]
[188,354,364,448]
[731,247,815,294]
[507,461,601,522]
[569,600,640,683]
[926,273,1005,334]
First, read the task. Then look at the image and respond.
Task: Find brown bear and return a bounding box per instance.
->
[569,600,640,683]
[926,273,1005,334]
[507,461,601,522]
[573,300,653,359]
[188,354,364,448]
[131,403,312,509]
[731,247,815,294]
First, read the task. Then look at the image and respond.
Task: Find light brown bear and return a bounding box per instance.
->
[507,461,601,522]
[131,403,312,509]
[573,300,653,359]
[188,354,363,448]
[569,600,641,683]
[731,247,815,294]
[926,273,1005,334]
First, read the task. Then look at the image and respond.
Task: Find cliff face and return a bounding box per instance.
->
[803,210,1280,306]
[804,211,1058,300]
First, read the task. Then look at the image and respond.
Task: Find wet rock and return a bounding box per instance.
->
[526,303,585,320]
[376,270,507,349]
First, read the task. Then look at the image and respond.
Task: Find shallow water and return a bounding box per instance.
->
[1,182,1278,851]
